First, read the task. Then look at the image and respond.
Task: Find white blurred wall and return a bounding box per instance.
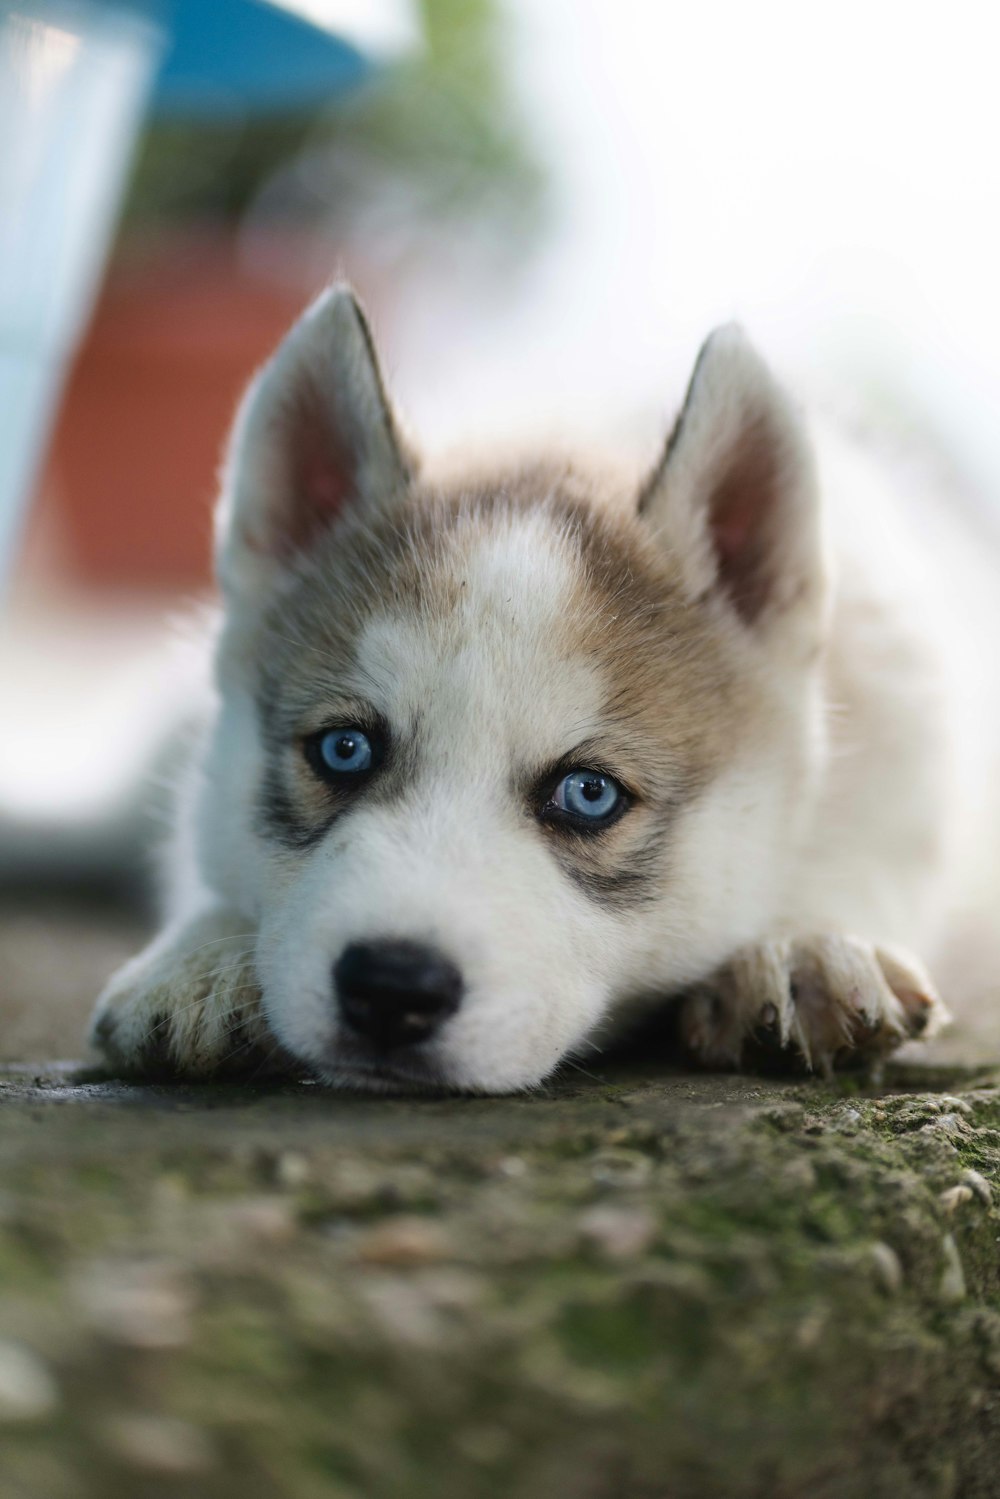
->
[393,0,1000,504]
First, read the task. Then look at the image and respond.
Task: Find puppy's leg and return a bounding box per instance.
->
[677,935,949,1074]
[89,908,284,1078]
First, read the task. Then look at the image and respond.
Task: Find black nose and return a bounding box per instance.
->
[334,940,463,1050]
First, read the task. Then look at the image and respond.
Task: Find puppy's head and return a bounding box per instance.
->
[200,287,829,1092]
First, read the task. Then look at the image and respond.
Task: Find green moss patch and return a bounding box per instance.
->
[1,1061,999,1498]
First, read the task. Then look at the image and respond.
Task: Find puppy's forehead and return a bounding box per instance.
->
[258,475,739,777]
[357,507,603,731]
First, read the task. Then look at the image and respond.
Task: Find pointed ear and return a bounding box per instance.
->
[639,326,826,640]
[215,285,413,597]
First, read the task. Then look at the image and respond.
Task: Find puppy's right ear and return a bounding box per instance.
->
[215,285,412,598]
[639,326,825,648]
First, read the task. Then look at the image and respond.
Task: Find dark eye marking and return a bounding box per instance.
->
[257,713,390,850]
[563,859,661,908]
[531,752,690,909]
[257,774,340,851]
[557,807,676,910]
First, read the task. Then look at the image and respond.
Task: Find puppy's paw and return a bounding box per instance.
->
[90,915,283,1079]
[677,934,950,1075]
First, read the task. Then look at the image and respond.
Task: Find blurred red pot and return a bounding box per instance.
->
[38,234,318,592]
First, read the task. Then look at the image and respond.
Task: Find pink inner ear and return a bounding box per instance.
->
[707,419,781,623]
[273,378,358,561]
[711,497,757,573]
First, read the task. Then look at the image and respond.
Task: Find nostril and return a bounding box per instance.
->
[334,939,463,1050]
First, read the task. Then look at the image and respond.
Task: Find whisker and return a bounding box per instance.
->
[182,932,258,959]
[559,1056,606,1085]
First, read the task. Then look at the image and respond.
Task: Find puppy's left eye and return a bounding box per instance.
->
[313,728,374,776]
[545,769,627,828]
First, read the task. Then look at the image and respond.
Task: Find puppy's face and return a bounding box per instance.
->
[200,290,828,1092]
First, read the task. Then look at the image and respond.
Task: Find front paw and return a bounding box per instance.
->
[90,923,283,1079]
[677,935,950,1075]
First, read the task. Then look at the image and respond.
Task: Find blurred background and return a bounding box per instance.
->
[2,0,999,1059]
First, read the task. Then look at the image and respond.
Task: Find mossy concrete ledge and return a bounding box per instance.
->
[2,1060,1000,1498]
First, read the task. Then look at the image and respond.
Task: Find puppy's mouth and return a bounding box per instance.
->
[316,1037,457,1095]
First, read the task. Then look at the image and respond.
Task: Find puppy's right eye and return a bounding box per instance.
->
[306,727,378,780]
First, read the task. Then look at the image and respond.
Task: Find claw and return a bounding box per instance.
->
[677,933,949,1075]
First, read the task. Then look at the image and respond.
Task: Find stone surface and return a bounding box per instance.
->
[1,1055,1000,1499]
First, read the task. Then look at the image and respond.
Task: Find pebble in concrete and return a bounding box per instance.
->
[0,1341,58,1423]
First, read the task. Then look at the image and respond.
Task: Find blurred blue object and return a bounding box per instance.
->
[122,0,418,115]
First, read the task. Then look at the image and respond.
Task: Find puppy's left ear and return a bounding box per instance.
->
[640,326,826,646]
[215,285,412,598]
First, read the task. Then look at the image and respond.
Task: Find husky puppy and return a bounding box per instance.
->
[91,285,981,1092]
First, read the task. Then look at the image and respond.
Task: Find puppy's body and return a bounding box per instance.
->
[92,289,994,1090]
[771,432,997,951]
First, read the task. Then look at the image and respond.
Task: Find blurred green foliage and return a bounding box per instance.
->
[120,0,546,260]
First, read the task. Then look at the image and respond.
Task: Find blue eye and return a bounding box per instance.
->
[551,769,624,823]
[317,728,374,775]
